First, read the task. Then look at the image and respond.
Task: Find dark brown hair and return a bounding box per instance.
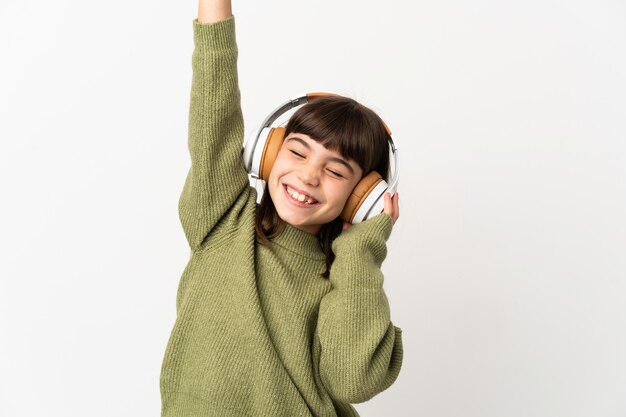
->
[255,95,391,278]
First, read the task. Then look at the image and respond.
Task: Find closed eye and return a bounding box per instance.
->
[289,150,304,158]
[328,169,344,178]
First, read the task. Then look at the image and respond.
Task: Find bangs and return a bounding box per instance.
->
[283,96,390,180]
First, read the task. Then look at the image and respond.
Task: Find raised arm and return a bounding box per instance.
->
[314,213,404,403]
[178,2,251,251]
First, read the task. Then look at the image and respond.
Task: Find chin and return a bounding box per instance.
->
[275,206,314,228]
[272,202,323,234]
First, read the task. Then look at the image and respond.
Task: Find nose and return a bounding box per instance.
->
[297,162,320,187]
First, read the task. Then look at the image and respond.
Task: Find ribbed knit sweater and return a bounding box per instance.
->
[159,15,403,417]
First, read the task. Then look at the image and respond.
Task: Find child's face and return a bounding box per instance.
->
[267,133,363,235]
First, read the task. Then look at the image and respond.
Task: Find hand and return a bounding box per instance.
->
[383,191,399,225]
[342,192,400,231]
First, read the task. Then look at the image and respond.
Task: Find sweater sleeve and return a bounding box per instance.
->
[315,213,404,404]
[178,16,251,251]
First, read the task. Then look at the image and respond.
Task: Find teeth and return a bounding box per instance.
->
[286,185,316,204]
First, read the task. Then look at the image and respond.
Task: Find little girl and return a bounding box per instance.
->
[160,1,403,416]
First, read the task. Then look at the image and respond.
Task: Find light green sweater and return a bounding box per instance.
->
[159,15,403,417]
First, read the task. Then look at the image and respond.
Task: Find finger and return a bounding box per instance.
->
[383,192,392,216]
[393,192,400,221]
[388,193,397,224]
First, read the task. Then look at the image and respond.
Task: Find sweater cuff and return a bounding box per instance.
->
[192,15,237,52]
[331,213,394,258]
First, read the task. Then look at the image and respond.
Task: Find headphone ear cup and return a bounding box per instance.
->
[340,171,385,223]
[259,127,286,181]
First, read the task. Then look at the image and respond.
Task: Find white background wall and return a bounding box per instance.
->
[1,0,625,416]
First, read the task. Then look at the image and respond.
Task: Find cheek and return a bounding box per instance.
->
[274,151,293,173]
[268,154,288,183]
[331,182,357,206]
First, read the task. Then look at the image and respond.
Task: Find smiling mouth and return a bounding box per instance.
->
[283,184,320,206]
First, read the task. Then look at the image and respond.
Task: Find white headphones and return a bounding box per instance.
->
[243,92,399,224]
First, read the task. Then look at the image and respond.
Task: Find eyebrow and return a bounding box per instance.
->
[286,137,355,175]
